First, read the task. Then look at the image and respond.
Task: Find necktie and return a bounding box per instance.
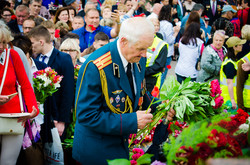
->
[126,63,135,99]
[41,55,47,63]
[212,1,216,16]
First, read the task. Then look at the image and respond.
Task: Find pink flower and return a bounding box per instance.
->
[132,153,142,161]
[213,96,224,109]
[130,160,137,165]
[132,148,144,155]
[210,79,222,97]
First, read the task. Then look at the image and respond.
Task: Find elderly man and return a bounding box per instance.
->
[7,5,29,34]
[73,17,175,165]
[72,8,120,52]
[147,3,163,19]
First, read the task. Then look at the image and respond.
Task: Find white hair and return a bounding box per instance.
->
[119,17,155,45]
[214,30,226,39]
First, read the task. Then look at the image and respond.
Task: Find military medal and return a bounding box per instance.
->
[112,90,122,95]
[110,97,114,104]
[121,97,125,102]
[116,104,120,108]
[115,95,120,103]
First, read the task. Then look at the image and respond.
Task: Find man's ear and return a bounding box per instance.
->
[120,37,128,47]
[39,39,44,46]
[93,41,97,49]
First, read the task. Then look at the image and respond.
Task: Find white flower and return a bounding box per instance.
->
[239,124,249,133]
[43,78,52,87]
[54,82,60,88]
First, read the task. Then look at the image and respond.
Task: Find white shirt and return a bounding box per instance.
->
[117,40,137,94]
[39,46,54,64]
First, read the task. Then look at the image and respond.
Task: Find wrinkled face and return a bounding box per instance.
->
[72,18,84,30]
[61,49,78,62]
[121,34,154,63]
[85,10,100,27]
[125,1,133,11]
[58,10,69,23]
[212,34,225,50]
[29,1,42,16]
[102,8,112,19]
[30,37,43,55]
[1,11,12,23]
[23,20,35,34]
[0,40,7,54]
[93,40,109,49]
[16,10,29,25]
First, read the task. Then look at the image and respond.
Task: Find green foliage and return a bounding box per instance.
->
[137,154,153,165]
[107,159,130,165]
[164,114,231,165]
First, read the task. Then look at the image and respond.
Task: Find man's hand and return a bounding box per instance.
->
[111,10,120,23]
[166,108,176,122]
[54,121,65,136]
[0,95,10,105]
[136,108,153,129]
[242,60,250,71]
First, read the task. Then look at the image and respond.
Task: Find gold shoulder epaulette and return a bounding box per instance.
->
[93,51,112,70]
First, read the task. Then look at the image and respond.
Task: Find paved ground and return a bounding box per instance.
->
[166,60,177,78]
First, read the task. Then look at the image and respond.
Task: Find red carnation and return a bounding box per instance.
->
[152,48,155,52]
[151,86,159,97]
[130,160,137,165]
[210,79,222,97]
[176,146,194,158]
[88,24,96,31]
[167,65,171,69]
[55,29,60,38]
[213,95,224,109]
[11,15,16,20]
[196,143,214,160]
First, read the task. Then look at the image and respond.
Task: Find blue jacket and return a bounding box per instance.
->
[72,25,112,52]
[73,40,156,164]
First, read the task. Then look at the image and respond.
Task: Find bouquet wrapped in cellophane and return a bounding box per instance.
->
[129,76,225,147]
[33,67,63,104]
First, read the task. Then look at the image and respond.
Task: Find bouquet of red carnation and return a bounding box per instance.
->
[129,76,225,147]
[33,67,63,104]
[164,110,249,165]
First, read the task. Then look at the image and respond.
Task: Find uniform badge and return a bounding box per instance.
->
[112,90,123,95]
[121,97,125,102]
[115,95,120,103]
[138,97,143,106]
[110,97,114,104]
[113,63,120,78]
[116,104,120,108]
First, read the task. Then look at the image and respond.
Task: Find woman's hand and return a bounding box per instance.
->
[17,106,37,126]
[0,95,10,105]
[231,100,237,109]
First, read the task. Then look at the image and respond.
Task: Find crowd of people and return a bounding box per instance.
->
[0,0,249,164]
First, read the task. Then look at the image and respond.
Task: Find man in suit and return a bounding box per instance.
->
[28,25,75,138]
[73,17,176,165]
[203,0,225,26]
[7,5,29,34]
